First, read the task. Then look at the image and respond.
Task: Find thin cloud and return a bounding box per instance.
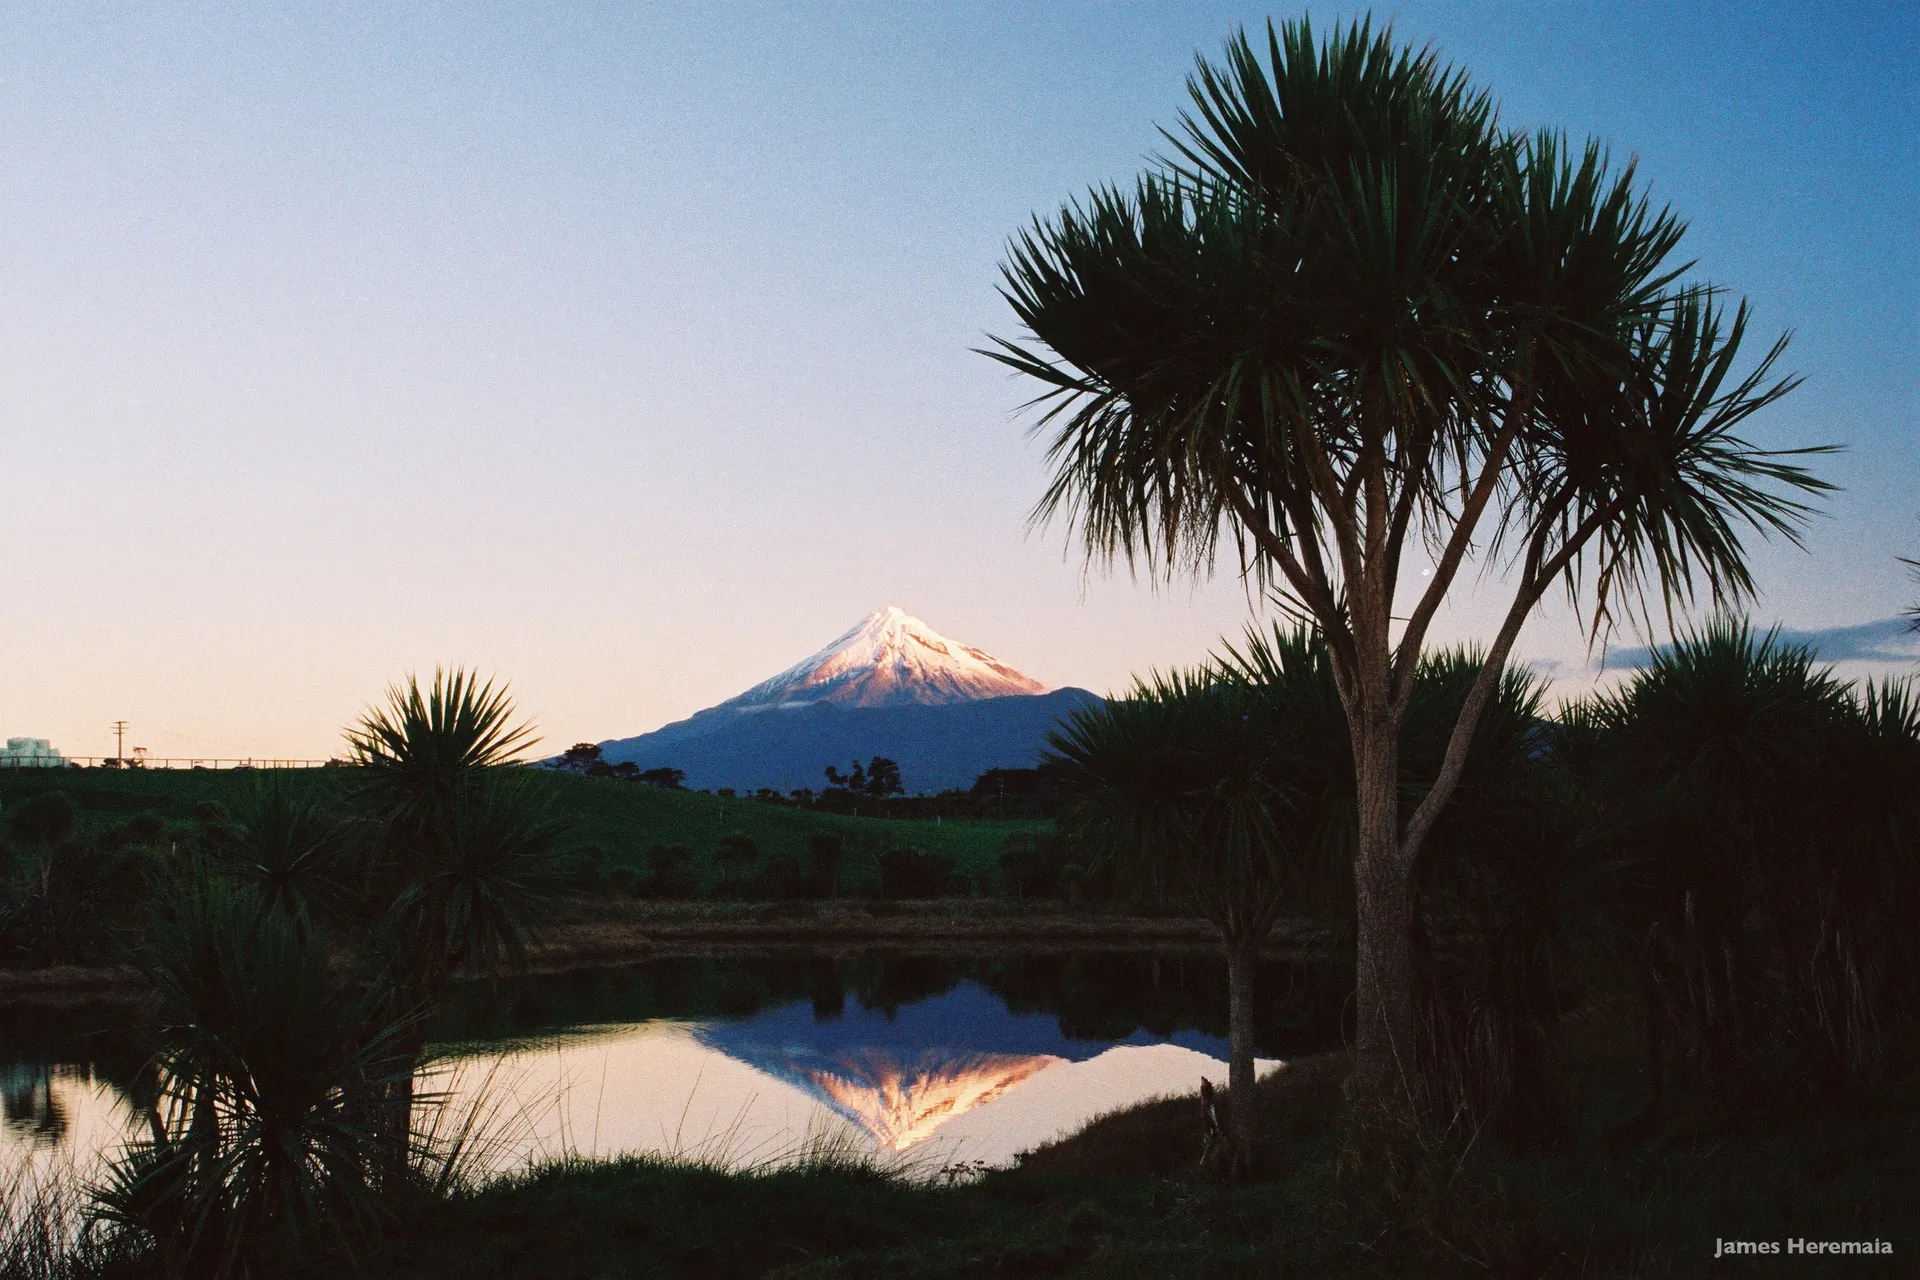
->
[1600,617,1920,671]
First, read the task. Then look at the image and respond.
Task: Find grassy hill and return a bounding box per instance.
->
[0,767,1045,892]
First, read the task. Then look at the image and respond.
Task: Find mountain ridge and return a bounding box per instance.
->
[596,608,1095,793]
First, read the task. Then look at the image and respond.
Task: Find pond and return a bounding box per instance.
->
[1,948,1345,1187]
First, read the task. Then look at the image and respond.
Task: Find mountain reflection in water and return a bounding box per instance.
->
[804,1049,1061,1151]
[4,950,1334,1178]
[416,979,1279,1172]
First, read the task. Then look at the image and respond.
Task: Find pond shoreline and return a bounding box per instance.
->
[0,900,1328,1004]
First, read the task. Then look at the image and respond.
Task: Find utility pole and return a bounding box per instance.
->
[111,720,128,764]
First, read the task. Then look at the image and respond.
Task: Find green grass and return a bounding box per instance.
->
[555,774,1042,888]
[291,1049,1920,1279]
[0,767,1044,893]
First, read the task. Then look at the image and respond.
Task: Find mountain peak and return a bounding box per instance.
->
[719,607,1046,712]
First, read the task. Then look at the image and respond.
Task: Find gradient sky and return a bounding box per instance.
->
[3,2,1914,761]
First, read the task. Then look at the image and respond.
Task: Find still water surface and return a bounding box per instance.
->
[3,949,1342,1182]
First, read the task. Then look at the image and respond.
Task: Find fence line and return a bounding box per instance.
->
[0,757,337,771]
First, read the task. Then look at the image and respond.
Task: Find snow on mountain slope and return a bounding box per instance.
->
[593,608,1089,791]
[718,607,1045,711]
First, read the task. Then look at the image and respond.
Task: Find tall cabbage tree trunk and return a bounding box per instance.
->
[1350,700,1419,1105]
[1222,930,1260,1180]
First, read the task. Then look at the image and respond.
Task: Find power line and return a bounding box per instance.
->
[111,720,129,764]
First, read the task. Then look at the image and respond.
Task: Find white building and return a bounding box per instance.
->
[0,737,68,767]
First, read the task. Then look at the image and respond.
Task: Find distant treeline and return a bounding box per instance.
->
[550,742,1086,819]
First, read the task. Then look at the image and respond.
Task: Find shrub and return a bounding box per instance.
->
[562,844,608,888]
[877,847,960,899]
[6,792,81,847]
[808,833,843,899]
[639,843,698,900]
[0,837,152,965]
[103,812,168,850]
[192,800,233,829]
[748,852,806,901]
[716,833,759,883]
[999,831,1068,899]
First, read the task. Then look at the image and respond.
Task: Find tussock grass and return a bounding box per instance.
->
[0,1153,133,1280]
[9,1033,1915,1277]
[314,1027,1917,1279]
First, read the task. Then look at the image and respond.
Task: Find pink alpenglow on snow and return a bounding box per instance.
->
[719,607,1047,712]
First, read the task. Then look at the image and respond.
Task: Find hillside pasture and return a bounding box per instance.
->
[0,767,1044,894]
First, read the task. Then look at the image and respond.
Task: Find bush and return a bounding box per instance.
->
[561,844,608,888]
[747,852,806,901]
[999,831,1069,899]
[608,866,639,896]
[877,847,961,899]
[808,833,843,899]
[716,833,758,882]
[6,791,82,847]
[0,837,155,965]
[103,812,168,850]
[192,800,233,829]
[639,843,698,900]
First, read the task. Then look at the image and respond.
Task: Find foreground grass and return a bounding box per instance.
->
[0,768,1043,892]
[5,1031,1912,1277]
[302,1044,1916,1279]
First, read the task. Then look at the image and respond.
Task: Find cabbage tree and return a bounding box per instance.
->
[1046,626,1349,1175]
[992,18,1829,1098]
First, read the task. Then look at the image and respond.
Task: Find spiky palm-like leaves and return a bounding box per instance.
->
[1048,669,1287,929]
[97,878,419,1275]
[1824,679,1920,1075]
[1045,626,1352,1177]
[1213,622,1357,926]
[344,668,557,990]
[347,668,540,843]
[991,15,1829,1098]
[1590,618,1920,1099]
[387,774,570,989]
[1046,668,1285,1179]
[1399,654,1608,1140]
[81,671,570,1272]
[220,781,346,937]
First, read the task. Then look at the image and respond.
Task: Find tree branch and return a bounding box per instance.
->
[1379,415,1442,619]
[1397,493,1618,867]
[1389,392,1529,710]
[1291,407,1368,607]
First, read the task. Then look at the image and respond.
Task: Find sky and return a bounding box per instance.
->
[2,2,1915,761]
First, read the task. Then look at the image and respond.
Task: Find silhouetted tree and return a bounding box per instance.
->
[555,743,603,773]
[1049,666,1294,1179]
[996,17,1829,1099]
[825,757,904,798]
[823,761,866,794]
[864,757,904,798]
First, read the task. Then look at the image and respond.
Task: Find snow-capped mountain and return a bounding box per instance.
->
[596,608,1096,792]
[720,607,1046,712]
